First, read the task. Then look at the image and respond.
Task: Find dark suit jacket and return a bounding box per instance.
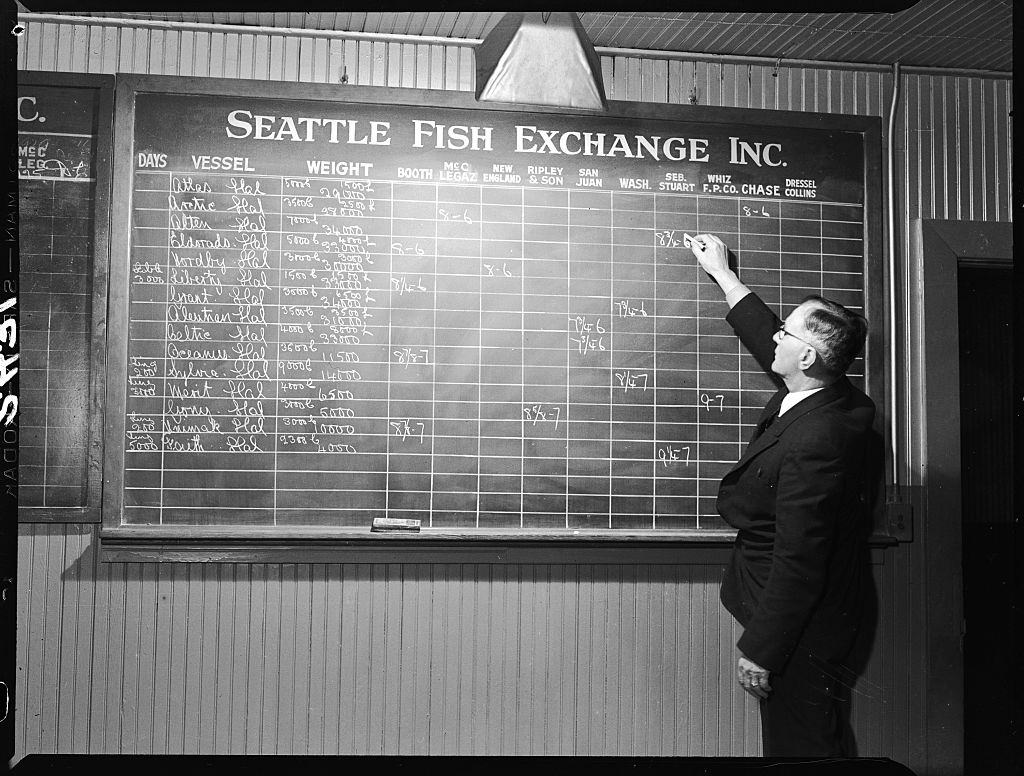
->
[718,292,876,674]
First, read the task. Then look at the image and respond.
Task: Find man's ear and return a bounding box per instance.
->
[798,346,817,371]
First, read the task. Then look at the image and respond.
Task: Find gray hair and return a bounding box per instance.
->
[801,295,868,376]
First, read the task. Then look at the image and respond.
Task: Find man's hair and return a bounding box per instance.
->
[800,295,868,376]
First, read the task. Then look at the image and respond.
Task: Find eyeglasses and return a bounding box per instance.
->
[776,324,818,351]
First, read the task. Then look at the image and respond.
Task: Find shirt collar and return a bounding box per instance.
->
[778,386,827,416]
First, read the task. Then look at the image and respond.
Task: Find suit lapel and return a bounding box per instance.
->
[753,389,787,438]
[727,378,850,476]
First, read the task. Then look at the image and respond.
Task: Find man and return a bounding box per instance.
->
[689,233,876,757]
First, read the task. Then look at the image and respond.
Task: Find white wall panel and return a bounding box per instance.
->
[16,526,762,759]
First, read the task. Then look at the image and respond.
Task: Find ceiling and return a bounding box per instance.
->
[17,1,1014,73]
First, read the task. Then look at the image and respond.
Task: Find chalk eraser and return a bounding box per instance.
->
[371,517,422,532]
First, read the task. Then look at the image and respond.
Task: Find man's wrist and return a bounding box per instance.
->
[724,284,752,308]
[709,269,741,293]
[714,273,751,308]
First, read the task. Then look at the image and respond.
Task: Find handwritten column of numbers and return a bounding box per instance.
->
[689,197,740,521]
[652,195,699,528]
[608,193,656,527]
[430,186,482,525]
[522,188,569,527]
[567,190,612,528]
[479,186,525,527]
[275,177,391,524]
[734,200,784,451]
[385,182,434,522]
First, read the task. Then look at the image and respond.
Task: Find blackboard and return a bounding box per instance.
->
[17,72,112,522]
[104,75,882,539]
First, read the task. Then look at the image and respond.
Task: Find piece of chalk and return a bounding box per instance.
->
[371,517,422,532]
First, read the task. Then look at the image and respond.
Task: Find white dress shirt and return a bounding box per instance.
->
[778,387,826,416]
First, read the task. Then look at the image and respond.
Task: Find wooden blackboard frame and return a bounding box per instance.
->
[17,71,114,524]
[101,73,885,549]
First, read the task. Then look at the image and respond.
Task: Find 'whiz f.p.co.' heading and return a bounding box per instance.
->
[132,94,864,203]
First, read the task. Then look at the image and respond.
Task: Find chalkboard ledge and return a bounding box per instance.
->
[101,525,739,542]
[98,526,897,564]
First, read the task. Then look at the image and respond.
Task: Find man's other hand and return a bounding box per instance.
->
[737,655,772,699]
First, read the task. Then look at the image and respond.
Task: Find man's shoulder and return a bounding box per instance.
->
[819,374,875,413]
[788,387,875,447]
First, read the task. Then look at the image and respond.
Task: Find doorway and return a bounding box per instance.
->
[957,265,1015,775]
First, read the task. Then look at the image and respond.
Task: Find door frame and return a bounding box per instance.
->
[912,218,1012,774]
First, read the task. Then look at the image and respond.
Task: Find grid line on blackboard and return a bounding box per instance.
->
[477,183,483,528]
[563,189,569,529]
[136,222,867,247]
[159,169,170,524]
[19,130,95,138]
[429,183,439,526]
[607,193,614,530]
[694,197,702,530]
[273,182,284,524]
[42,286,52,506]
[652,193,659,529]
[133,169,869,209]
[385,180,393,520]
[737,198,745,481]
[20,175,96,184]
[520,186,525,529]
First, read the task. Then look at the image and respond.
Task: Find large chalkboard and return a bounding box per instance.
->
[17,72,112,522]
[104,75,882,539]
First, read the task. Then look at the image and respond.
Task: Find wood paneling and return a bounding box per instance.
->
[20,8,1014,72]
[16,525,763,757]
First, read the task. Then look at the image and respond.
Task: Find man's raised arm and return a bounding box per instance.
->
[688,233,781,382]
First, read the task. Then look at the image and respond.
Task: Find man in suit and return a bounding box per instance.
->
[689,233,876,757]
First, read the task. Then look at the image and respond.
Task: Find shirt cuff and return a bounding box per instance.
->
[724,283,753,309]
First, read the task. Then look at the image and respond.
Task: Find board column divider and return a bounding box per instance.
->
[384,177,393,519]
[476,183,482,528]
[159,168,171,524]
[652,193,658,528]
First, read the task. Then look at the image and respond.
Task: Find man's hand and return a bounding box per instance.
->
[689,234,747,305]
[690,233,730,276]
[737,655,772,700]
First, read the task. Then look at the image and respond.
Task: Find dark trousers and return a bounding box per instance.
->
[759,645,855,757]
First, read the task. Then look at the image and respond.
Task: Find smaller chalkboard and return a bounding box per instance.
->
[17,72,113,522]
